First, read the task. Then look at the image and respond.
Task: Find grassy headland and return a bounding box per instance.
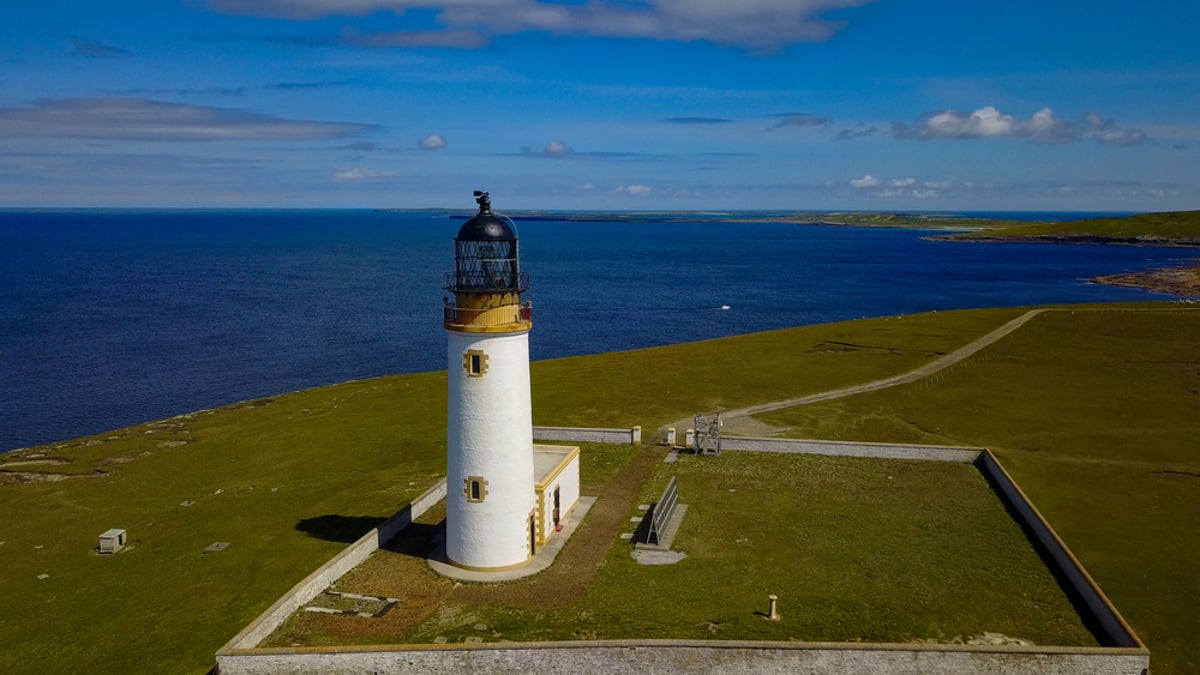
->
[757,306,1200,673]
[1,303,1197,672]
[431,208,1022,230]
[0,307,1020,673]
[934,210,1200,246]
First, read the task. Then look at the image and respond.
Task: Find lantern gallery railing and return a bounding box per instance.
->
[444,301,532,327]
[444,271,530,294]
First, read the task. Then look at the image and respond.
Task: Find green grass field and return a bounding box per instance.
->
[946,209,1200,243]
[272,451,1097,648]
[758,307,1200,673]
[2,303,1196,673]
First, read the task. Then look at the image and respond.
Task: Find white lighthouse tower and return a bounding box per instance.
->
[443,191,538,569]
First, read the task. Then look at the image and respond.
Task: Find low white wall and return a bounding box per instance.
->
[217,442,1150,675]
[219,479,448,652]
[721,436,980,462]
[534,425,641,444]
[976,451,1144,649]
[217,639,1149,675]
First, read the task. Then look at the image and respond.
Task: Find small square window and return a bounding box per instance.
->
[463,349,488,377]
[464,476,488,502]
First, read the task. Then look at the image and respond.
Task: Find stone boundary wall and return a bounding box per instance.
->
[219,479,448,652]
[216,440,1150,674]
[534,425,641,444]
[217,639,1149,675]
[975,450,1145,650]
[721,435,980,462]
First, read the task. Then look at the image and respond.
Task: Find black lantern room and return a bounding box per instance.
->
[446,191,529,294]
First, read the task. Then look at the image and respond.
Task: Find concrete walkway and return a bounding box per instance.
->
[662,308,1048,436]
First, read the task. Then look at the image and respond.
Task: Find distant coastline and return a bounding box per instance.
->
[927,232,1200,248]
[421,208,1200,298]
[383,209,1037,231]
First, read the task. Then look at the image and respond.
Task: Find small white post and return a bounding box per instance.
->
[631,426,641,444]
[685,428,695,448]
[767,594,780,621]
[666,428,677,445]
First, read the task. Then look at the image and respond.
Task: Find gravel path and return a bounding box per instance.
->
[661,308,1048,436]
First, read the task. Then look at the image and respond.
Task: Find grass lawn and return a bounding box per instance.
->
[946,210,1200,243]
[757,307,1200,674]
[5,309,1007,673]
[2,303,1191,672]
[531,306,1027,429]
[269,451,1096,648]
[0,375,450,673]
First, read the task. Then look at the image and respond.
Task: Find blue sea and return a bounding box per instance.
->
[0,209,1191,452]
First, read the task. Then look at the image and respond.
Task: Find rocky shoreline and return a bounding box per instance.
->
[1091,264,1200,297]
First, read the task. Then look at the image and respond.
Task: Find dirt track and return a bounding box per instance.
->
[661,308,1048,436]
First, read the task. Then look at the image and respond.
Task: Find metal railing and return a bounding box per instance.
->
[443,271,530,294]
[443,301,532,327]
[646,476,679,546]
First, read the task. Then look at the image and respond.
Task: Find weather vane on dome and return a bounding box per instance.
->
[473,190,491,214]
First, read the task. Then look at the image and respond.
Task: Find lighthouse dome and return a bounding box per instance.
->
[447,191,528,294]
[457,212,517,242]
[456,190,517,242]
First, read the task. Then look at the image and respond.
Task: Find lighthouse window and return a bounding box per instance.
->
[465,476,488,502]
[463,349,489,377]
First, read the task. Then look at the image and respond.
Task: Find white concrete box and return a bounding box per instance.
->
[99,528,127,554]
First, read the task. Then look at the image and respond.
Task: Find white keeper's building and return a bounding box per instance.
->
[443,191,580,570]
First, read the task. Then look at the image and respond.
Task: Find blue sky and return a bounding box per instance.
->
[2,1,1198,211]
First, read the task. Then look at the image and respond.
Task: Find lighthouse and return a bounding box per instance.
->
[443,191,578,570]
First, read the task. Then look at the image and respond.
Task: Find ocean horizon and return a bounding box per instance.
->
[0,208,1185,452]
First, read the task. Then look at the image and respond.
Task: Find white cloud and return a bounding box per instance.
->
[614,184,652,196]
[210,1,875,51]
[418,133,447,150]
[872,187,940,199]
[889,177,915,187]
[544,140,573,155]
[1024,108,1078,144]
[850,174,880,188]
[895,105,1147,146]
[0,98,376,141]
[333,167,394,181]
[1082,112,1147,146]
[1096,128,1148,147]
[919,106,1019,139]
